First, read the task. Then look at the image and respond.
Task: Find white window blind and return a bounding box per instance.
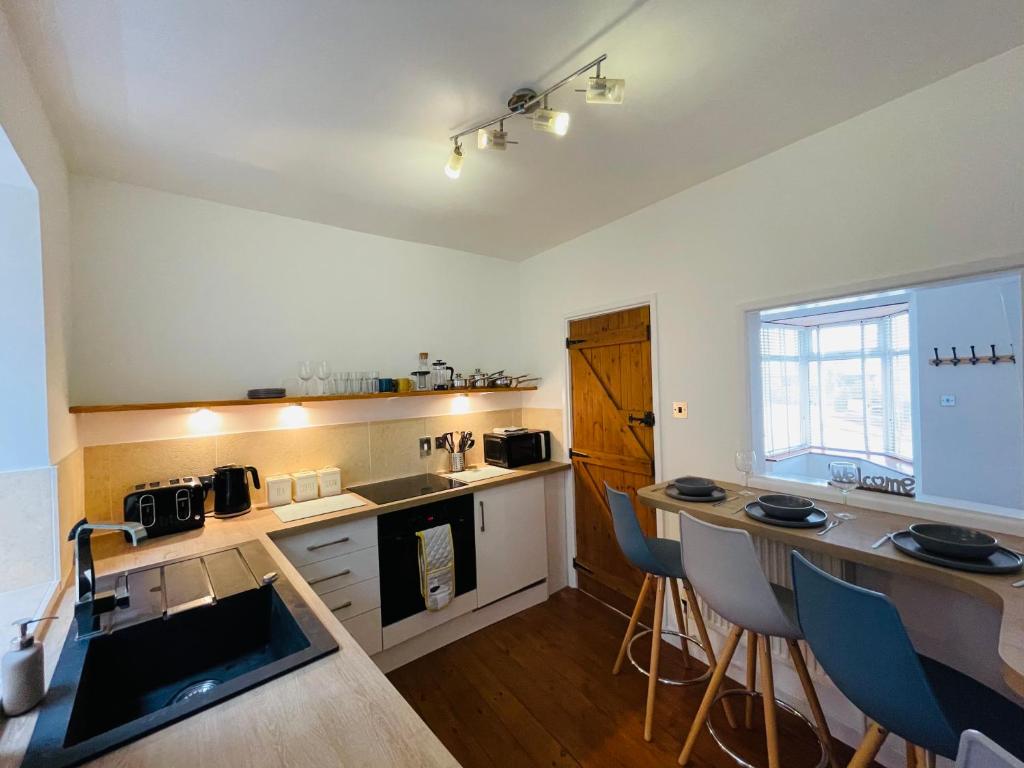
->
[760,310,912,461]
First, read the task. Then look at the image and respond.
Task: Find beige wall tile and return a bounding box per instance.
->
[84,445,112,523]
[368,417,430,480]
[0,467,56,591]
[57,449,85,574]
[104,437,217,520]
[299,423,372,486]
[215,430,301,506]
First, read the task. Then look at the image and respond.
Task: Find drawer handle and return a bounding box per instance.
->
[308,569,351,585]
[307,535,350,551]
[335,600,353,610]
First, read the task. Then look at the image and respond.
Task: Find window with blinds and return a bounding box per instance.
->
[759,309,913,461]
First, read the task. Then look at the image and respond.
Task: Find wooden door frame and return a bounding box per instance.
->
[561,294,664,589]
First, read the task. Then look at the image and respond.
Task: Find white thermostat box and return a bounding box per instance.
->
[291,470,319,502]
[265,474,293,507]
[317,467,342,497]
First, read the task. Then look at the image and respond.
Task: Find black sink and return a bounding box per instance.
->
[23,540,337,768]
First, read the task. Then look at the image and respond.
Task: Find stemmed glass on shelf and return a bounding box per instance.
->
[315,361,331,395]
[298,361,314,395]
[735,450,756,495]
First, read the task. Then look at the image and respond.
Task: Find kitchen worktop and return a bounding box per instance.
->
[0,461,569,768]
[638,480,1024,699]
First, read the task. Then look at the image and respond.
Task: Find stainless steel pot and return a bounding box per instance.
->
[451,373,471,389]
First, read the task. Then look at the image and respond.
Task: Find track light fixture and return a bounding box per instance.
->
[444,140,463,179]
[444,53,624,179]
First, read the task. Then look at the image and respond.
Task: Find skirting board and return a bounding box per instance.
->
[374,582,549,674]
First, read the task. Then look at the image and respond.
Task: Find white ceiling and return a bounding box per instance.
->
[5,1,1022,260]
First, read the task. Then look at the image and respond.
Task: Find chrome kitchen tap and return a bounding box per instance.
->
[68,518,147,639]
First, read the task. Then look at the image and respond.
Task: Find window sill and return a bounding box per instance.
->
[749,474,1022,535]
[766,447,913,476]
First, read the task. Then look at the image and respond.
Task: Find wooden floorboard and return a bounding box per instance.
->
[389,588,880,768]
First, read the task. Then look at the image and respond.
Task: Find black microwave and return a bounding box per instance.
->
[483,430,551,468]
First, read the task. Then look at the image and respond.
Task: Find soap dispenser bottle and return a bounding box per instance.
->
[1,616,56,716]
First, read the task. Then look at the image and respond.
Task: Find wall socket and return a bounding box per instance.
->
[420,437,433,457]
[673,401,688,419]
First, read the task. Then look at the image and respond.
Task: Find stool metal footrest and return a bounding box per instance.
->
[706,689,829,768]
[626,628,711,686]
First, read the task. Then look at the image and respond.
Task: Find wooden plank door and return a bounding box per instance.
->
[568,305,656,614]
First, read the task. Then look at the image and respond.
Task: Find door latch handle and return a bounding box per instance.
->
[569,449,590,459]
[628,411,656,427]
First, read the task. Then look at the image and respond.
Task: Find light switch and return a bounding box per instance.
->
[940,394,956,407]
[673,401,688,419]
[420,437,433,457]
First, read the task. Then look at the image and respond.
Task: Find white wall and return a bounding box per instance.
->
[0,174,48,470]
[519,47,1024,495]
[70,176,522,406]
[0,6,76,464]
[915,273,1024,509]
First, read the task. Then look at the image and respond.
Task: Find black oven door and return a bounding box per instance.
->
[377,494,477,626]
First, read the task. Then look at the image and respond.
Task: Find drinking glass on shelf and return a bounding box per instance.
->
[371,370,380,394]
[298,361,314,395]
[828,461,860,504]
[315,361,331,395]
[734,450,756,495]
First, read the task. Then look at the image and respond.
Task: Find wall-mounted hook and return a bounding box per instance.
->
[969,345,979,365]
[951,346,960,366]
[933,347,942,366]
[990,344,999,365]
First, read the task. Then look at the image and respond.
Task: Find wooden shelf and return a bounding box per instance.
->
[69,387,536,414]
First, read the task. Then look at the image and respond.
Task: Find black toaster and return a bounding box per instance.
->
[123,477,207,539]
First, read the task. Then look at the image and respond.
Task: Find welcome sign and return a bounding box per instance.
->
[856,468,916,498]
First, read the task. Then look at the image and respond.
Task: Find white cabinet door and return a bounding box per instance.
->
[474,477,547,607]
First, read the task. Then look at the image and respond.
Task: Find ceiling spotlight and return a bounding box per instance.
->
[585,76,626,104]
[444,141,463,179]
[477,127,508,151]
[533,107,570,136]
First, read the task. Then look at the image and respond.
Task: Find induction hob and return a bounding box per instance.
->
[348,473,467,505]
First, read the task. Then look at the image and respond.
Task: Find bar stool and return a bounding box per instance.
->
[676,512,837,768]
[790,552,1024,768]
[605,485,729,742]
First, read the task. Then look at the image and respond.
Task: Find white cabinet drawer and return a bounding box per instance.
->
[325,577,380,622]
[342,608,382,656]
[274,516,377,567]
[299,547,379,595]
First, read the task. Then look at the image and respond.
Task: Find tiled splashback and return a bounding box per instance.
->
[84,409,528,522]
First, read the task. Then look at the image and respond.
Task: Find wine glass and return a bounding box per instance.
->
[828,461,860,505]
[734,450,756,495]
[315,361,331,395]
[298,361,314,395]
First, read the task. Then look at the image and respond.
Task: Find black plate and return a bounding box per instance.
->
[247,388,286,399]
[665,485,727,503]
[891,531,1023,574]
[745,502,827,528]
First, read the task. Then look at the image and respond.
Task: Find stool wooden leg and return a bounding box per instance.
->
[613,573,652,675]
[905,740,918,768]
[786,639,840,768]
[758,635,780,768]
[914,746,935,768]
[683,580,738,729]
[668,578,692,669]
[745,632,758,729]
[678,625,744,766]
[849,722,889,768]
[644,577,666,741]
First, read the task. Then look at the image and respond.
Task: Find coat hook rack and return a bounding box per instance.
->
[931,343,1016,366]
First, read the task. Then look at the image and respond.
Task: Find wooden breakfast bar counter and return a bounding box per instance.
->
[637,481,1024,698]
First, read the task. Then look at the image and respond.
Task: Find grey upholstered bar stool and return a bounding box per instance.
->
[605,485,730,742]
[676,511,837,768]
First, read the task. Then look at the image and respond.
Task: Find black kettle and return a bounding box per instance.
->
[211,464,260,518]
